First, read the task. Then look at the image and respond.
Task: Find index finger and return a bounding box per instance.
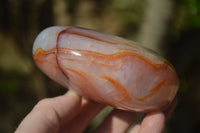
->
[15,91,81,133]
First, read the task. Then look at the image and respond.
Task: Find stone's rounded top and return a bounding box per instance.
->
[33,26,69,54]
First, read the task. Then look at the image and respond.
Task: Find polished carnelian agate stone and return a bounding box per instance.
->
[33,26,179,112]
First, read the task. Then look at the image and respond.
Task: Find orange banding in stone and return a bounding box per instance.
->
[60,57,118,68]
[134,93,154,102]
[149,80,166,93]
[134,80,166,102]
[33,47,168,102]
[101,76,132,102]
[64,67,113,105]
[34,47,167,70]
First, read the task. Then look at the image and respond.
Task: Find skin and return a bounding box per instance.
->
[15,91,176,133]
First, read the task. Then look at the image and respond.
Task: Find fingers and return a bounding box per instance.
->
[94,109,139,133]
[15,91,81,133]
[130,97,177,133]
[130,124,141,133]
[130,111,166,133]
[15,90,105,133]
[60,99,105,133]
[44,91,82,124]
[140,112,165,133]
[15,90,177,133]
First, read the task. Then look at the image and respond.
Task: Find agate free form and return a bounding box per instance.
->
[33,26,179,112]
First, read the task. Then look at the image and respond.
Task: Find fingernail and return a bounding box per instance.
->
[67,90,78,96]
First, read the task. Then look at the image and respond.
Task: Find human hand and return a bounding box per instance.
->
[15,91,176,133]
